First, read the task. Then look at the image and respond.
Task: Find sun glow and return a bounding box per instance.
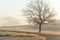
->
[50,0,60,19]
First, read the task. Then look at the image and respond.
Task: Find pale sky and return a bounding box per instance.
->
[50,0,60,19]
[0,0,60,20]
[0,0,30,19]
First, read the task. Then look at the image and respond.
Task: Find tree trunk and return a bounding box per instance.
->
[39,24,42,32]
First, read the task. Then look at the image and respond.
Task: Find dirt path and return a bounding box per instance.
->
[39,33,60,40]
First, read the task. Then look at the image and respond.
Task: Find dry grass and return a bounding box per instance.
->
[0,27,47,40]
[0,27,60,36]
[0,27,60,40]
[42,31,60,35]
[0,31,46,40]
[0,36,46,40]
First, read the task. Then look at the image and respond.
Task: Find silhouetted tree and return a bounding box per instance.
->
[23,0,56,32]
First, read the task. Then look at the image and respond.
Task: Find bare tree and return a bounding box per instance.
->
[23,0,56,32]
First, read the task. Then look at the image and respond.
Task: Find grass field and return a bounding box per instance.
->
[0,24,60,40]
[0,25,60,35]
[0,27,46,40]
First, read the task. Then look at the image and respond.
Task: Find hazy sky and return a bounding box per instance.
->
[0,0,30,19]
[0,0,60,19]
[50,0,60,19]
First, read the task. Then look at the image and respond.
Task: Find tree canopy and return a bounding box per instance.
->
[23,0,56,32]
